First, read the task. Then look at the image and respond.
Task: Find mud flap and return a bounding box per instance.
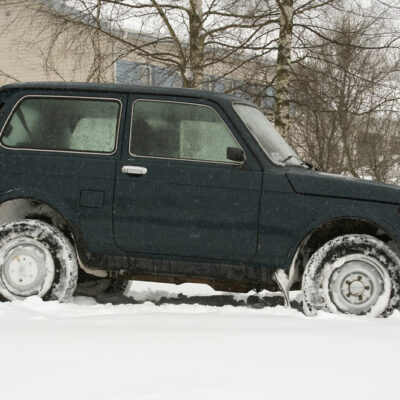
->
[273,269,291,308]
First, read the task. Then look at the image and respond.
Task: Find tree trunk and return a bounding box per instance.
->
[185,0,204,88]
[89,0,103,82]
[274,0,294,138]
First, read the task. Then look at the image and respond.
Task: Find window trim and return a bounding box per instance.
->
[0,95,123,156]
[129,99,246,165]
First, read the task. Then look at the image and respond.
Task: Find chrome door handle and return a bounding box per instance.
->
[122,165,148,175]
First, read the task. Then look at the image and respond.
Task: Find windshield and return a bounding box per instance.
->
[233,103,302,166]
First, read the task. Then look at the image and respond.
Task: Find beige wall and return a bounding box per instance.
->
[0,0,115,85]
[0,0,273,98]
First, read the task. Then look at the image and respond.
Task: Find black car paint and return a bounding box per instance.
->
[0,82,400,291]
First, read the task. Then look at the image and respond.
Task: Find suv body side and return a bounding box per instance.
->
[1,83,400,292]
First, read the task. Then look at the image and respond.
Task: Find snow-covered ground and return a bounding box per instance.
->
[1,281,399,400]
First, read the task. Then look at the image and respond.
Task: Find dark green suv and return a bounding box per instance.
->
[0,82,399,317]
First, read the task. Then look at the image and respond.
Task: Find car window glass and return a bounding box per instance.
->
[1,97,120,153]
[233,103,300,165]
[130,100,241,163]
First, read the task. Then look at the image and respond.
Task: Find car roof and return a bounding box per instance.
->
[0,81,254,106]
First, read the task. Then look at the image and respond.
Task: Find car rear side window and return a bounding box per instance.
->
[130,100,242,163]
[1,97,120,154]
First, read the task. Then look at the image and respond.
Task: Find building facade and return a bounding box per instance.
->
[0,0,275,111]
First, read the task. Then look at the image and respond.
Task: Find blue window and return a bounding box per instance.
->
[115,61,150,85]
[151,65,182,88]
[211,78,224,93]
[263,86,275,110]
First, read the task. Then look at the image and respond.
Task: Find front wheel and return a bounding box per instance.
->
[302,234,400,317]
[0,219,78,302]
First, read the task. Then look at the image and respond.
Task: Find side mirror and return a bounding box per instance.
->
[227,147,245,163]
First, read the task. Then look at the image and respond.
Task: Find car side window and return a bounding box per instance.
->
[1,97,120,153]
[130,100,242,163]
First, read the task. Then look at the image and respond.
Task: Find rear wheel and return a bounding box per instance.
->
[302,234,400,317]
[0,219,78,301]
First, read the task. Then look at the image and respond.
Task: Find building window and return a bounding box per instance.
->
[223,79,235,93]
[136,65,151,85]
[116,60,182,87]
[115,60,151,85]
[263,86,275,110]
[151,65,182,87]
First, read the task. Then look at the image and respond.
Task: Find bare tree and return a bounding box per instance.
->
[274,0,294,138]
[230,0,341,135]
[290,7,400,181]
[2,0,400,184]
[15,0,281,87]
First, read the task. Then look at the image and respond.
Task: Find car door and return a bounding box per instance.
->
[113,95,263,261]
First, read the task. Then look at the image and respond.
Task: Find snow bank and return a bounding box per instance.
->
[0,282,398,400]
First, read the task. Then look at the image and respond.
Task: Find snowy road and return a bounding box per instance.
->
[0,281,399,400]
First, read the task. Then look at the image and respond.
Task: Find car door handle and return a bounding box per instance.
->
[122,165,148,175]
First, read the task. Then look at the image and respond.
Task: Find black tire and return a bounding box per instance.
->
[302,234,400,317]
[0,219,78,301]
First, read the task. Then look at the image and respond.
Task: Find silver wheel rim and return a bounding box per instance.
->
[323,254,391,315]
[0,237,55,299]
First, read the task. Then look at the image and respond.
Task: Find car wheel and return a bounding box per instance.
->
[0,219,78,301]
[302,234,400,317]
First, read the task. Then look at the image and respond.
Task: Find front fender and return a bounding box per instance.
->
[257,191,400,270]
[285,204,400,271]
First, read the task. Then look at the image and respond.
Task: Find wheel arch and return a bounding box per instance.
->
[287,215,399,288]
[0,191,86,256]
